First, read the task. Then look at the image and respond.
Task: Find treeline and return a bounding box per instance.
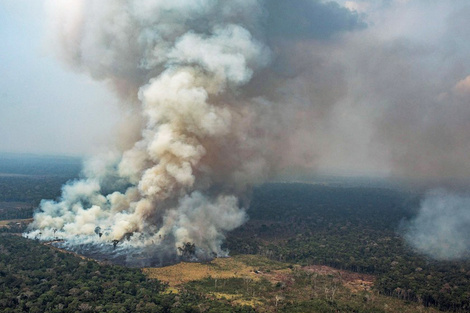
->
[226,183,470,312]
[0,235,255,313]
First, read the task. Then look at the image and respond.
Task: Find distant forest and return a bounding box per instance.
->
[0,154,81,219]
[0,153,82,177]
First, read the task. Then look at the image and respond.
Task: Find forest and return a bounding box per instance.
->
[226,183,470,311]
[0,154,80,220]
[1,155,470,311]
[0,153,81,177]
[0,235,256,313]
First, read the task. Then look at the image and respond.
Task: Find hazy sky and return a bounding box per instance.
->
[0,0,120,156]
[2,0,470,179]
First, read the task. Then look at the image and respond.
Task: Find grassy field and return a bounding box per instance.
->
[143,255,440,313]
[143,255,291,286]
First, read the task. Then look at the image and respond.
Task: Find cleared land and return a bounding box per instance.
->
[143,255,439,313]
[143,255,290,286]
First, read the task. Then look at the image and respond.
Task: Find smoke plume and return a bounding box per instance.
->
[26,0,364,265]
[26,0,470,263]
[404,190,470,260]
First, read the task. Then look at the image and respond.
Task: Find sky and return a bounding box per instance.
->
[0,0,120,156]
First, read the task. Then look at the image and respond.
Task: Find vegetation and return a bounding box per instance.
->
[226,183,470,311]
[0,153,81,177]
[0,201,34,221]
[0,219,31,233]
[2,154,470,312]
[0,176,74,205]
[180,257,439,312]
[144,255,291,287]
[0,235,255,313]
[145,253,438,312]
[0,154,80,219]
[179,242,197,260]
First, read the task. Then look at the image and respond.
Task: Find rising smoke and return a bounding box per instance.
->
[25,0,364,265]
[403,189,470,260]
[26,1,470,263]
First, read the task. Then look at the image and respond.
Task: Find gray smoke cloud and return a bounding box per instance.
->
[343,1,470,260]
[25,0,364,265]
[404,190,470,260]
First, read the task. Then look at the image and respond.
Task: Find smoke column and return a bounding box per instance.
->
[403,189,470,260]
[25,0,364,265]
[27,1,470,263]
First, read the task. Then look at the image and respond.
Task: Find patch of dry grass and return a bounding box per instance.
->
[143,255,269,286]
[143,255,441,313]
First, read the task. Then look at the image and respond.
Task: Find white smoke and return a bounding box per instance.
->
[27,0,264,261]
[26,0,366,264]
[404,190,470,260]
